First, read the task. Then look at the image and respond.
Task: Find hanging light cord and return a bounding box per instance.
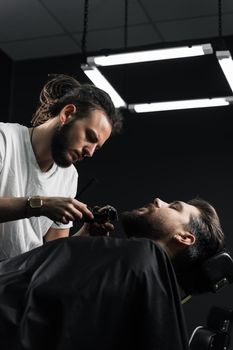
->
[81,0,89,58]
[124,0,128,49]
[218,0,222,38]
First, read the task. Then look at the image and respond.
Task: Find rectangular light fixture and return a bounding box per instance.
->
[216,50,233,92]
[128,97,233,113]
[87,44,213,66]
[81,65,126,108]
[82,43,233,112]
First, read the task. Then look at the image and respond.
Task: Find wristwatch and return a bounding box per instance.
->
[27,195,43,217]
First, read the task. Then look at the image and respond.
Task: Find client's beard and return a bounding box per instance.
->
[51,122,73,168]
[121,211,153,239]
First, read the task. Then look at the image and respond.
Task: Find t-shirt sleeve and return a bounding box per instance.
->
[50,221,73,229]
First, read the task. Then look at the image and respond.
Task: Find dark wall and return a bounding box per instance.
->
[0,49,13,122]
[11,54,88,126]
[8,49,233,337]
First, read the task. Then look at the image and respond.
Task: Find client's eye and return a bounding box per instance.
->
[169,201,181,211]
[86,129,98,143]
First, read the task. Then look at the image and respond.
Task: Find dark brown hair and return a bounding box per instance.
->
[173,198,225,294]
[186,198,225,261]
[31,74,123,134]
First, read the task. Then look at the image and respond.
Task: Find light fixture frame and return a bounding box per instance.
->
[216,50,233,93]
[81,64,127,108]
[128,97,233,113]
[87,43,213,66]
[81,43,233,113]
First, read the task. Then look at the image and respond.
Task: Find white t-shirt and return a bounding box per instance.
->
[0,122,78,259]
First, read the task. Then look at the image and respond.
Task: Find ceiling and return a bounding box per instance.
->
[0,0,233,62]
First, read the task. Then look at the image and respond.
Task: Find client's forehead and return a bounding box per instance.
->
[181,201,201,218]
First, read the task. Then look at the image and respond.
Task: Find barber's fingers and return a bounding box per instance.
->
[102,222,114,237]
[74,222,91,236]
[101,222,114,232]
[72,199,94,220]
[41,197,94,222]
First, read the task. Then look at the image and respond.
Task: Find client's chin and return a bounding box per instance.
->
[120,211,151,239]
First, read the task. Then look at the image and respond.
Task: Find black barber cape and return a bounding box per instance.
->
[0,236,189,350]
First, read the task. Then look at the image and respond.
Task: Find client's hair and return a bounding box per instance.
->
[172,198,225,294]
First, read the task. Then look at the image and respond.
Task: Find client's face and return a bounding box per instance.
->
[121,198,200,241]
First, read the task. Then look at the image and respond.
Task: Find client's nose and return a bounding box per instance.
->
[153,198,168,208]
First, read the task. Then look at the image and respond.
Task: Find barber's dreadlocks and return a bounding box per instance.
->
[31,74,123,134]
[31,74,81,126]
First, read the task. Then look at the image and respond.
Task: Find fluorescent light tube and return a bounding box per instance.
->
[128,97,233,113]
[87,44,213,66]
[81,65,126,108]
[216,50,233,92]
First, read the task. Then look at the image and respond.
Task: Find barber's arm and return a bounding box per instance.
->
[0,196,93,223]
[0,197,30,222]
[39,196,93,224]
[44,227,70,241]
[44,220,114,242]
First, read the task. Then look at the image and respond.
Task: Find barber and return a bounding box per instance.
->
[0,74,122,259]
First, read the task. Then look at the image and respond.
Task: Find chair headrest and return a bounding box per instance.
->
[177,250,233,296]
[201,251,233,293]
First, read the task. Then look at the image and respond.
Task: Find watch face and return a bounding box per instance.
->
[29,196,43,208]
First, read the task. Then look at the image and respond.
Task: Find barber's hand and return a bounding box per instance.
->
[41,197,94,224]
[75,222,114,237]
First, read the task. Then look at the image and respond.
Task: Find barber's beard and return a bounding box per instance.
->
[51,123,73,168]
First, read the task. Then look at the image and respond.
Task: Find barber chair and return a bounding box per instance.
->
[180,250,233,302]
[200,250,233,294]
[182,251,233,350]
[189,306,233,350]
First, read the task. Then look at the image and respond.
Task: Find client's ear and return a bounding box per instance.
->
[174,231,196,246]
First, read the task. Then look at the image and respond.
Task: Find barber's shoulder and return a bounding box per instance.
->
[0,122,23,130]
[0,123,17,148]
[0,122,25,138]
